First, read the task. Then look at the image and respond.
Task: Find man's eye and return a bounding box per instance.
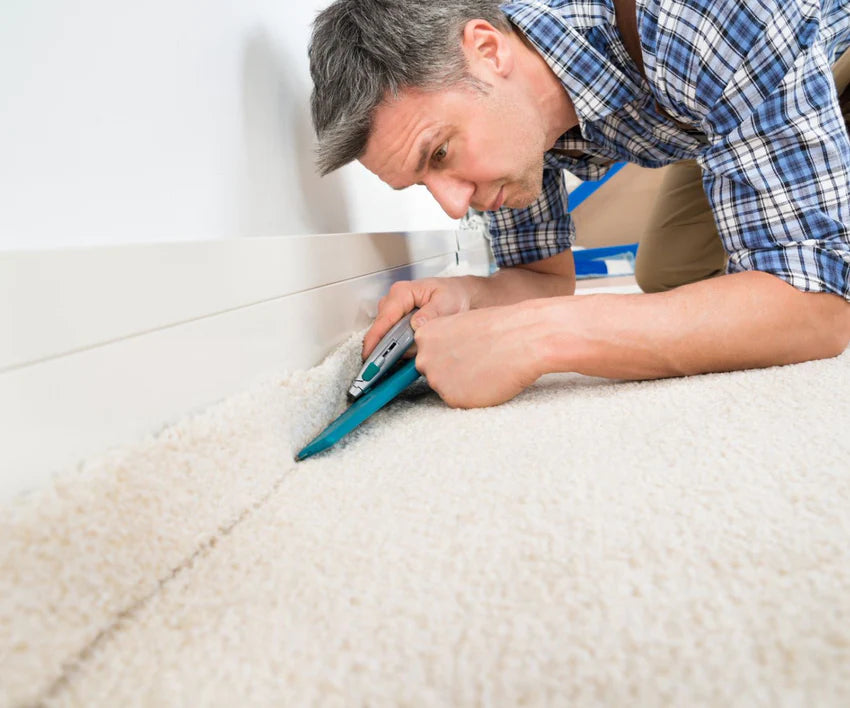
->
[432,143,448,164]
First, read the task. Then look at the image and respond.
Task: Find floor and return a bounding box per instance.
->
[3,321,849,706]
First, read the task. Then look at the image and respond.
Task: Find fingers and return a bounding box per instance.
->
[409,304,440,331]
[361,280,421,359]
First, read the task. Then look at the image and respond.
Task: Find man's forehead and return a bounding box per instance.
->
[362,94,448,185]
[371,90,441,136]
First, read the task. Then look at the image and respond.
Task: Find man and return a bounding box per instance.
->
[309,0,850,408]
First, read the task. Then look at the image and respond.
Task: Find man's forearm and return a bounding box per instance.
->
[537,271,850,380]
[465,264,576,310]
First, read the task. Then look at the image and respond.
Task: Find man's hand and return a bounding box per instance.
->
[408,271,850,410]
[362,250,577,360]
[413,303,552,408]
[362,276,479,359]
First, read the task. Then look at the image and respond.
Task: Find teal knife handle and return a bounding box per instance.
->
[350,308,418,397]
[315,360,421,446]
[297,359,424,461]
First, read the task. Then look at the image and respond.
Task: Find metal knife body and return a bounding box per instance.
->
[349,308,418,399]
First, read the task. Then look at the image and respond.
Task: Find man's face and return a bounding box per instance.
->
[359,82,549,218]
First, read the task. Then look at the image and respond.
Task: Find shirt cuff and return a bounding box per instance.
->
[488,218,576,268]
[727,243,850,302]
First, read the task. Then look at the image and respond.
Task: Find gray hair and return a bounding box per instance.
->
[309,0,511,176]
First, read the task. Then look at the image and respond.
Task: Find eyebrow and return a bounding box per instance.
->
[392,134,437,191]
[415,141,430,173]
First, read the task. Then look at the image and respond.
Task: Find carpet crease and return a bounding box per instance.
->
[2,330,850,707]
[41,464,300,703]
[1,336,363,707]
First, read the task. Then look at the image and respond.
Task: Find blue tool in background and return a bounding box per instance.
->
[573,243,638,278]
[566,162,627,212]
[296,312,422,461]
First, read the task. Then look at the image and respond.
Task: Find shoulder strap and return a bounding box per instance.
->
[612,0,703,133]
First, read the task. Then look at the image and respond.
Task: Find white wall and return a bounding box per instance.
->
[0,0,456,251]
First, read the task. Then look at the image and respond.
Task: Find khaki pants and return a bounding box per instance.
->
[635,47,850,293]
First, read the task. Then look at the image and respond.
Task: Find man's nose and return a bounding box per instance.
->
[424,175,475,220]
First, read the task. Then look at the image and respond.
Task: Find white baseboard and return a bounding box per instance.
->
[1,231,463,371]
[1,230,490,503]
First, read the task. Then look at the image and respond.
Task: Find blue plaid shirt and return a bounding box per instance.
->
[490,0,850,301]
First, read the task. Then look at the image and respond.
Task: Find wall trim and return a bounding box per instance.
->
[1,229,490,503]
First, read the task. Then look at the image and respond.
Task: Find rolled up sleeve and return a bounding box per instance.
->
[699,40,850,300]
[487,168,575,268]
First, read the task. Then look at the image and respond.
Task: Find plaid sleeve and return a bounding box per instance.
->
[676,0,850,300]
[487,168,575,268]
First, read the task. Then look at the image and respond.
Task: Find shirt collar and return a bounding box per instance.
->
[500,1,640,125]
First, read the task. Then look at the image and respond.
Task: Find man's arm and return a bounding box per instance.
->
[541,271,850,381]
[412,270,850,409]
[466,248,576,308]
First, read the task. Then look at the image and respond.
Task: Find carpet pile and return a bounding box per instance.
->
[2,324,849,706]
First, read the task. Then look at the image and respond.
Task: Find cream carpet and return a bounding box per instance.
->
[2,322,850,706]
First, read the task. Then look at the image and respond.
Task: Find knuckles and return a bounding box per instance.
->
[388,280,410,296]
[414,360,463,409]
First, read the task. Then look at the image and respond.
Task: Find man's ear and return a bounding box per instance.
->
[461,19,514,79]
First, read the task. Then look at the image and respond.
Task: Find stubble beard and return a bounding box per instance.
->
[506,157,547,209]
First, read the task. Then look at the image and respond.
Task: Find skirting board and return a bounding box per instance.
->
[1,229,490,503]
